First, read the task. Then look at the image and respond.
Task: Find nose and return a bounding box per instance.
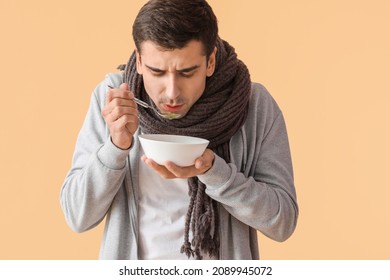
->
[165,74,180,100]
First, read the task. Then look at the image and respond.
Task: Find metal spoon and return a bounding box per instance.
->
[107,85,181,120]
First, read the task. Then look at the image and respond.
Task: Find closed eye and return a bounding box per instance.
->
[178,65,199,78]
[150,69,164,76]
[145,65,165,76]
[179,70,196,78]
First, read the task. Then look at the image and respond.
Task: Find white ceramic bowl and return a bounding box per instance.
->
[138,134,210,167]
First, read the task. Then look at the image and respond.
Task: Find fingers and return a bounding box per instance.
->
[194,149,215,171]
[106,113,137,133]
[164,162,198,179]
[103,83,139,149]
[103,83,137,120]
[102,99,137,121]
[106,83,134,105]
[141,149,215,179]
[141,156,177,179]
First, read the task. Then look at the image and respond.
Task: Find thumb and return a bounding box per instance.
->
[119,83,129,91]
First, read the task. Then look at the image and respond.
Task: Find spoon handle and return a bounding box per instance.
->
[107,85,149,108]
[131,97,152,109]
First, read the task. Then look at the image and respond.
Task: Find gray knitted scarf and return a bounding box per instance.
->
[121,37,251,259]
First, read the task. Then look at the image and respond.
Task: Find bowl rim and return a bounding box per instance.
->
[138,134,209,145]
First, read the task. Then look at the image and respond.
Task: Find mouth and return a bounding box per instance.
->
[162,104,184,113]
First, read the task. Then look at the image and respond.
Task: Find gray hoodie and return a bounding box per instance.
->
[60,72,298,259]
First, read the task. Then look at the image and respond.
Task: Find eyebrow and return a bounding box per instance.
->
[145,64,200,73]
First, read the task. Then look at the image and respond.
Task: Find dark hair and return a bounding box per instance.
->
[132,0,218,58]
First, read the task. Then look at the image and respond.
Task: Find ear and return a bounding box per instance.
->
[206,47,217,77]
[135,48,143,75]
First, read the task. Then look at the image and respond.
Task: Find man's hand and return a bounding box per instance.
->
[102,83,139,149]
[141,149,215,179]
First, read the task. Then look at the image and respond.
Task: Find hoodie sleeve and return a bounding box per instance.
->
[60,73,129,233]
[198,83,298,242]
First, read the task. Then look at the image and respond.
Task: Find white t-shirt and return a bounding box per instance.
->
[138,148,216,259]
[138,147,192,259]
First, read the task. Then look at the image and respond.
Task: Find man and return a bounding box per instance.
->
[60,0,298,260]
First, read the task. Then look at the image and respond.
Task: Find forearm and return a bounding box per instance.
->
[199,155,298,242]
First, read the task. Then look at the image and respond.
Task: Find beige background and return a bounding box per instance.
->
[1,0,389,259]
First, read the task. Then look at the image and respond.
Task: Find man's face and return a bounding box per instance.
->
[136,40,217,118]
